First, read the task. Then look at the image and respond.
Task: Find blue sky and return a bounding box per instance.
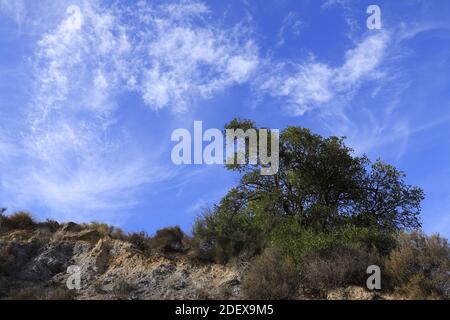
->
[0,0,449,238]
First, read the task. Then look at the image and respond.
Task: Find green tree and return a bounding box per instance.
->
[353,160,424,230]
[222,119,423,231]
[193,119,424,262]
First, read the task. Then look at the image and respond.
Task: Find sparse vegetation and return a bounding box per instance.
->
[150,226,185,253]
[87,222,114,238]
[125,231,151,253]
[271,223,395,266]
[242,248,299,299]
[83,222,126,240]
[300,246,380,295]
[385,231,450,299]
[124,226,186,255]
[192,206,266,263]
[42,219,60,233]
[0,212,37,231]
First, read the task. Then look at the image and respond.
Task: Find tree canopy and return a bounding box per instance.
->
[219,118,424,232]
[192,119,424,264]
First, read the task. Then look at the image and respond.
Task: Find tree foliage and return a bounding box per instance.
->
[193,119,424,262]
[221,119,424,231]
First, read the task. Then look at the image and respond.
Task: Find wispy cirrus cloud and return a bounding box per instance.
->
[124,1,259,112]
[258,32,390,116]
[0,0,259,220]
[315,23,450,157]
[1,1,163,221]
[275,12,302,48]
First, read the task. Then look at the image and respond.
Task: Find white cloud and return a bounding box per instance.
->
[160,1,209,19]
[336,33,388,84]
[321,0,351,9]
[131,5,259,112]
[227,55,259,83]
[0,0,260,220]
[0,1,157,220]
[314,24,450,157]
[349,113,450,155]
[259,32,390,115]
[276,12,302,47]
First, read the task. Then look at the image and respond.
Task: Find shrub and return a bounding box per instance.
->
[337,225,397,255]
[77,222,125,240]
[151,226,184,253]
[385,231,450,299]
[187,237,216,263]
[192,208,266,263]
[241,248,299,300]
[42,219,60,233]
[0,212,37,231]
[110,227,126,240]
[126,231,151,254]
[271,222,336,265]
[398,274,439,300]
[125,227,186,255]
[300,246,381,295]
[88,222,113,237]
[271,220,395,267]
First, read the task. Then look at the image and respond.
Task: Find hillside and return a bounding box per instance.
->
[0,220,243,300]
[1,215,448,300]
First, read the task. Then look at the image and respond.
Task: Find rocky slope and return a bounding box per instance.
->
[0,222,241,300]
